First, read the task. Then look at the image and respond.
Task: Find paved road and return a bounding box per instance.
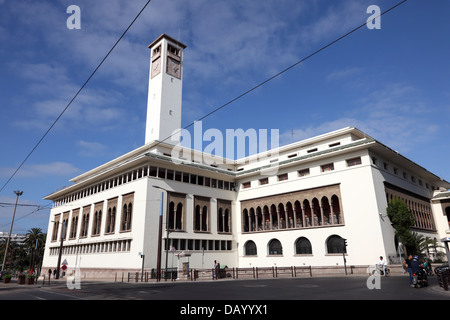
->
[1,275,448,317]
[1,274,448,301]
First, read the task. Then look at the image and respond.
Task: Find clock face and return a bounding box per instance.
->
[166,57,181,79]
[151,57,161,78]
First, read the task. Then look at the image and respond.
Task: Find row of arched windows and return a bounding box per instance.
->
[167,198,232,233]
[244,235,346,256]
[385,190,435,231]
[242,195,342,233]
[51,194,134,243]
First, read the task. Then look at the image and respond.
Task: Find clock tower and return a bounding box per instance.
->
[145,34,187,145]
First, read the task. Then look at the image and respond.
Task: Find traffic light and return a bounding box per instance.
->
[343,238,348,252]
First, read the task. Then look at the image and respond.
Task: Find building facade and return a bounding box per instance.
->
[41,35,450,278]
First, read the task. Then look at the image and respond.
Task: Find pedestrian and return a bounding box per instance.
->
[213,260,217,280]
[216,261,220,279]
[377,256,386,275]
[53,269,57,279]
[402,254,413,285]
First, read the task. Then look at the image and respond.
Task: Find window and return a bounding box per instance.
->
[70,215,78,239]
[244,240,257,256]
[121,193,134,232]
[52,215,60,241]
[93,211,102,236]
[321,163,334,172]
[372,157,378,165]
[105,207,116,234]
[346,157,362,167]
[298,168,310,177]
[168,44,181,57]
[158,168,166,179]
[169,202,183,231]
[194,203,209,232]
[268,239,283,255]
[327,235,346,254]
[259,178,268,185]
[242,182,251,189]
[277,173,288,181]
[218,207,230,233]
[295,237,312,254]
[329,142,340,147]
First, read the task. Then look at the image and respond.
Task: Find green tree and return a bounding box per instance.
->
[24,228,46,273]
[386,198,415,257]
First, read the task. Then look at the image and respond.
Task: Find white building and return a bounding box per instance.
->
[41,34,450,278]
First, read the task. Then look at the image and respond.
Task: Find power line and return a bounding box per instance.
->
[0,203,52,230]
[0,0,153,194]
[0,202,42,208]
[156,0,408,146]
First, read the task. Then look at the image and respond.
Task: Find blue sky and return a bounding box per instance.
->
[0,0,449,234]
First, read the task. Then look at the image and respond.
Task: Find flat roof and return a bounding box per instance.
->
[148,33,187,49]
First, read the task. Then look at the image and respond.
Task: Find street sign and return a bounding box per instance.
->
[61,265,67,271]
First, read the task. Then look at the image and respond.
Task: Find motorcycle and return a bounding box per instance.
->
[412,266,428,288]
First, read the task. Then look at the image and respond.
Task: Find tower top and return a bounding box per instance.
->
[145,34,186,145]
[148,33,187,50]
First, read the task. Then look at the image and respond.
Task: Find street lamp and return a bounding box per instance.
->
[1,190,23,271]
[152,185,170,281]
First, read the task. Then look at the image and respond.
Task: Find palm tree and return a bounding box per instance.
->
[425,237,445,261]
[24,228,46,273]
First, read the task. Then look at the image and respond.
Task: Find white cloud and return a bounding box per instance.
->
[282,82,440,154]
[76,140,109,157]
[326,67,364,81]
[0,162,81,179]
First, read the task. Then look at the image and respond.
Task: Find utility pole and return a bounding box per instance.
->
[342,238,348,275]
[1,190,23,271]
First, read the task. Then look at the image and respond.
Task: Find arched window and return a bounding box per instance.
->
[321,196,331,225]
[243,209,249,232]
[327,235,345,254]
[218,207,230,233]
[268,239,283,255]
[244,240,257,256]
[92,210,102,236]
[331,195,342,224]
[106,207,116,234]
[176,203,183,230]
[168,201,175,230]
[249,207,255,231]
[218,208,224,232]
[312,198,321,226]
[295,237,312,254]
[303,199,311,227]
[121,203,132,231]
[270,204,278,229]
[202,205,208,231]
[195,205,201,231]
[224,208,230,232]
